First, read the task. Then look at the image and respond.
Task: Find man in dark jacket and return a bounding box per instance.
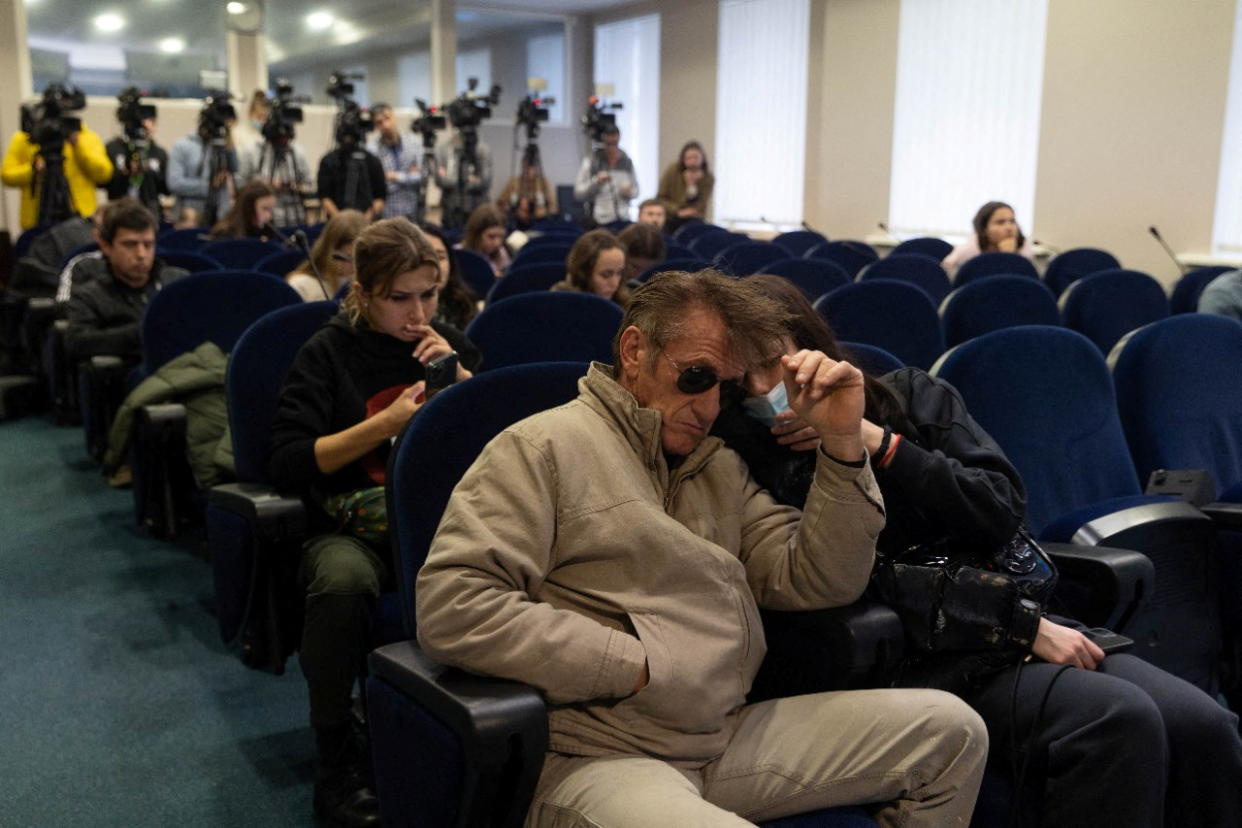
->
[65,197,186,363]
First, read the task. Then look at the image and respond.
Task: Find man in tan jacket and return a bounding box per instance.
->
[417,270,987,826]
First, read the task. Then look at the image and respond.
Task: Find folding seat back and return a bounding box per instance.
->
[840,341,903,376]
[762,257,851,302]
[157,227,210,250]
[485,262,567,304]
[1042,247,1120,297]
[803,240,878,277]
[954,251,1039,286]
[157,250,223,274]
[814,280,944,370]
[465,292,623,371]
[254,248,305,278]
[452,247,496,299]
[1169,265,1234,314]
[772,229,828,258]
[510,243,571,269]
[713,241,789,276]
[689,229,749,259]
[857,253,952,305]
[198,237,282,270]
[1059,268,1169,355]
[890,236,952,261]
[940,274,1060,347]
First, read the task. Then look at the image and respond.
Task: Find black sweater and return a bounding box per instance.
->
[64,259,187,361]
[267,312,480,499]
[714,367,1027,557]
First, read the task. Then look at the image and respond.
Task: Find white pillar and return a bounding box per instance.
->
[0,0,33,234]
[430,0,456,105]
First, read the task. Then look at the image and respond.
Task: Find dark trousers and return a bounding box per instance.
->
[298,534,387,733]
[966,653,1242,827]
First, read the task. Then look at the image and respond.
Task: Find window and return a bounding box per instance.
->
[456,48,492,98]
[1213,0,1242,257]
[888,0,1049,239]
[714,0,810,228]
[398,52,433,110]
[526,33,565,123]
[594,14,661,216]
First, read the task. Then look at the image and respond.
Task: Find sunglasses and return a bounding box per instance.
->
[666,356,745,406]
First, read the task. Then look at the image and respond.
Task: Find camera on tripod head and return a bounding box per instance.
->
[327,70,374,147]
[516,94,555,142]
[263,78,308,146]
[197,90,236,143]
[116,86,157,145]
[411,99,446,149]
[443,78,502,140]
[582,95,623,144]
[22,84,86,152]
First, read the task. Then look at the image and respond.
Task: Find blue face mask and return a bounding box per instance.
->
[741,381,790,428]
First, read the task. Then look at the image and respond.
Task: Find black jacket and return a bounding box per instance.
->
[105,136,170,215]
[64,258,188,361]
[267,313,480,499]
[316,147,385,212]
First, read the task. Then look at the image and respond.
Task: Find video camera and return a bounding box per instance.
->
[263,78,308,146]
[116,86,157,144]
[327,70,373,146]
[411,98,446,150]
[443,77,502,135]
[516,94,555,142]
[197,90,236,143]
[22,84,86,152]
[582,95,623,143]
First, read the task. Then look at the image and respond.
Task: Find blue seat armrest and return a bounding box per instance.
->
[1043,541,1153,631]
[367,641,547,828]
[208,482,307,541]
[752,601,905,699]
[1201,501,1242,529]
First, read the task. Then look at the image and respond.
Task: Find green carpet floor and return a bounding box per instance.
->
[0,416,315,826]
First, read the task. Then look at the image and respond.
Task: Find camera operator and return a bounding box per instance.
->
[574,122,636,227]
[238,81,312,228]
[498,94,556,230]
[105,88,168,221]
[168,91,238,227]
[318,73,385,220]
[366,103,422,220]
[2,84,113,230]
[434,80,498,228]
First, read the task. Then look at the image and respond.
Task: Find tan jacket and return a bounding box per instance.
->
[416,364,884,766]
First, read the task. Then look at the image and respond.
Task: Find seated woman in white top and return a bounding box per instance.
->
[941,201,1035,280]
[286,210,367,301]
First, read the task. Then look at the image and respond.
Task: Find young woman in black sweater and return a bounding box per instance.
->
[714,274,1241,828]
[268,217,479,828]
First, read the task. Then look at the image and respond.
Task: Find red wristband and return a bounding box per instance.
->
[878,433,902,469]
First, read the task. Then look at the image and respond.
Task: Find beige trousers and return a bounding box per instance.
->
[527,688,987,828]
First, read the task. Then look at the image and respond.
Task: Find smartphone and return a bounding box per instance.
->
[1084,627,1134,655]
[424,351,459,400]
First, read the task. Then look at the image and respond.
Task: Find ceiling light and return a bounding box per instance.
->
[94,12,126,33]
[159,37,185,54]
[306,11,334,31]
[226,2,247,14]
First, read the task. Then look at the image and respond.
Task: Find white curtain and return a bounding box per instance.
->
[397,51,432,110]
[1213,1,1242,256]
[714,0,810,227]
[888,0,1049,239]
[594,14,662,216]
[526,33,566,124]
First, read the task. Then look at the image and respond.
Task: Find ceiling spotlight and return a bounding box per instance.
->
[306,11,334,31]
[94,12,126,32]
[159,37,186,54]
[226,2,247,14]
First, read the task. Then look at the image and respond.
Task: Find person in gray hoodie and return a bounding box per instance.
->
[417,269,988,827]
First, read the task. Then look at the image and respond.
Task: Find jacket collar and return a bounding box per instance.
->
[579,362,723,488]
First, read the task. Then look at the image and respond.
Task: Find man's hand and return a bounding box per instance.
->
[781,350,865,461]
[385,170,400,182]
[771,410,820,452]
[1031,618,1104,669]
[620,186,635,198]
[595,171,610,184]
[996,236,1019,253]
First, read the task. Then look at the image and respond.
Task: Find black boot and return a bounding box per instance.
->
[313,723,381,827]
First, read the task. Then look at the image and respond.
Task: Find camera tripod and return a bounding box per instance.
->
[197,136,235,228]
[415,136,438,224]
[443,133,483,229]
[35,144,76,228]
[118,136,163,218]
[338,144,376,216]
[255,140,307,227]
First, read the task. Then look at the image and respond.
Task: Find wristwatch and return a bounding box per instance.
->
[1009,598,1042,649]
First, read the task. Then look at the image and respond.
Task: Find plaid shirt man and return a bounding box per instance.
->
[367,130,423,221]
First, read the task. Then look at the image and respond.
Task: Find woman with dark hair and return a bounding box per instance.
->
[209,178,276,239]
[940,200,1034,279]
[286,210,367,301]
[552,228,629,306]
[419,221,479,330]
[657,140,715,223]
[457,203,511,277]
[268,217,481,828]
[714,273,1242,828]
[617,222,666,282]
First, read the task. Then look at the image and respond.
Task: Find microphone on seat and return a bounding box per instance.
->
[267,223,331,300]
[263,223,297,248]
[1148,225,1189,274]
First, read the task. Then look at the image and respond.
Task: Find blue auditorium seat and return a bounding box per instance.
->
[953,252,1039,285]
[486,262,567,304]
[155,227,210,250]
[814,280,944,370]
[465,292,623,370]
[803,240,878,278]
[840,341,903,375]
[1058,268,1169,355]
[198,237,282,270]
[763,258,851,302]
[940,274,1060,347]
[1042,247,1120,297]
[713,240,789,276]
[156,249,223,273]
[637,258,712,283]
[857,253,952,306]
[890,236,952,261]
[772,230,829,258]
[1169,265,1234,314]
[453,247,497,299]
[511,243,573,269]
[253,248,305,278]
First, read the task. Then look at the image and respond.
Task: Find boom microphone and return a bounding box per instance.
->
[1148,225,1189,275]
[266,223,330,299]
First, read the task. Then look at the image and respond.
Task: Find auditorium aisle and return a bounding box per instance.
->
[0,417,313,826]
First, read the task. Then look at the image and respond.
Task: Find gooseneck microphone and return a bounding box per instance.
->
[1148,225,1189,275]
[265,223,330,299]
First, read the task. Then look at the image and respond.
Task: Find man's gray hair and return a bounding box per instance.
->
[611,269,791,373]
